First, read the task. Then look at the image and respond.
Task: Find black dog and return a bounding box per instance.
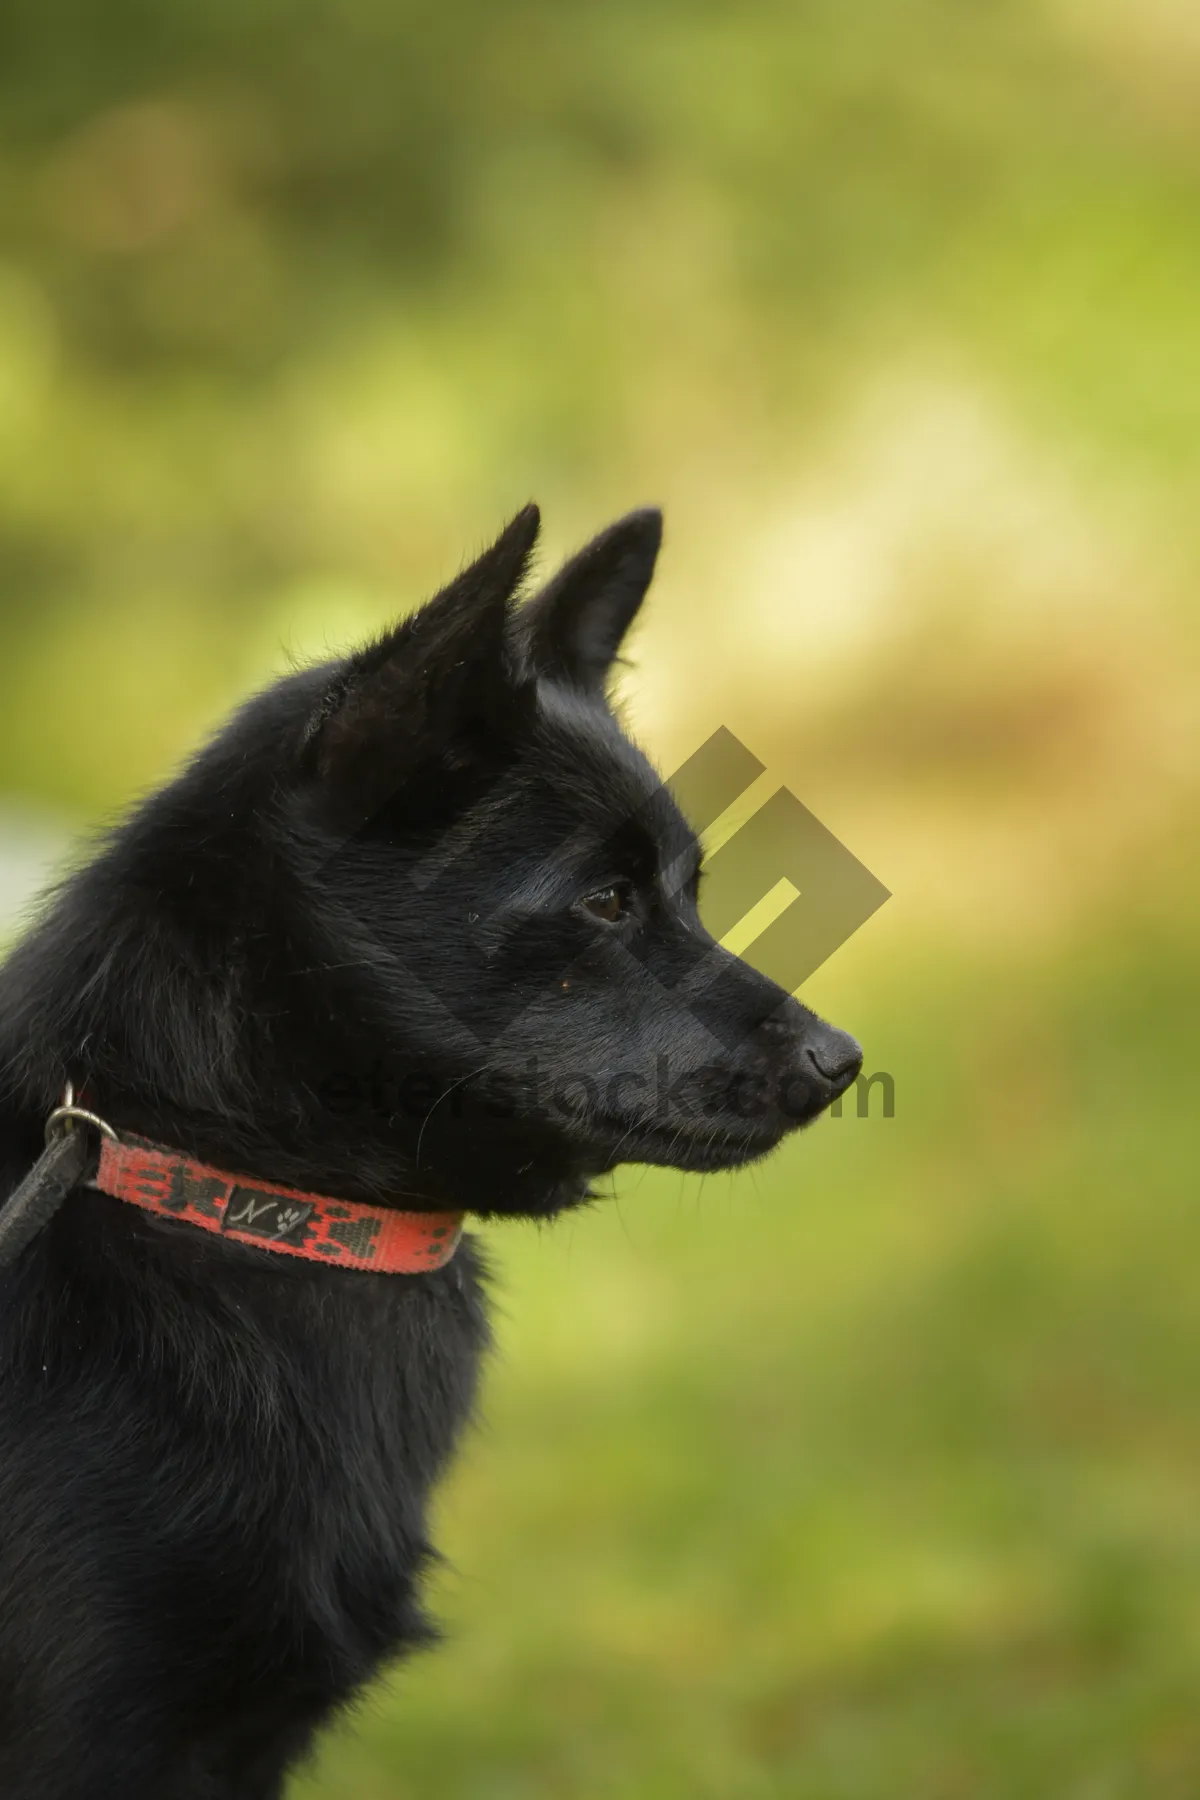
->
[0,506,861,1799]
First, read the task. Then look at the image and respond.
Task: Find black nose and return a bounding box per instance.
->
[803,1025,863,1094]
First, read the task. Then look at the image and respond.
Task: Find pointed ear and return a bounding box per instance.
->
[303,504,540,793]
[516,507,662,695]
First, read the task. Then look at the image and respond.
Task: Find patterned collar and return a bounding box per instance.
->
[90,1133,464,1274]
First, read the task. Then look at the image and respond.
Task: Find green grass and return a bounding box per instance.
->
[293,892,1200,1798]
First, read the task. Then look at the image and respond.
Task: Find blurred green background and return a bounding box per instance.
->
[2,2,1198,1794]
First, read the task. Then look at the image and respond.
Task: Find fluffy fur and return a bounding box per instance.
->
[0,506,861,1798]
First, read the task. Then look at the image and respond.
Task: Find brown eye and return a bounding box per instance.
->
[581,885,627,923]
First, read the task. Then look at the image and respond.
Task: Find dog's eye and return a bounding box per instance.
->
[580,884,628,924]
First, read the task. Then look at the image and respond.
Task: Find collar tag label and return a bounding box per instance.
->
[224,1186,316,1245]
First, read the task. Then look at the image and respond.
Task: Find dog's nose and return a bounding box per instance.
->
[803,1025,863,1094]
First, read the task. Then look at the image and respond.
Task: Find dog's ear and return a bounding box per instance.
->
[303,504,540,793]
[517,508,662,695]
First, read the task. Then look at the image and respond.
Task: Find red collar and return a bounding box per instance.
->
[91,1134,464,1274]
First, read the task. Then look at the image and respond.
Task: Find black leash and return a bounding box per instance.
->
[0,1131,89,1268]
[0,1086,110,1270]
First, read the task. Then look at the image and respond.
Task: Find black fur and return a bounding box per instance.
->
[0,507,861,1798]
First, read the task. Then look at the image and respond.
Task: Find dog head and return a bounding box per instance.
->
[282,505,861,1214]
[7,506,860,1219]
